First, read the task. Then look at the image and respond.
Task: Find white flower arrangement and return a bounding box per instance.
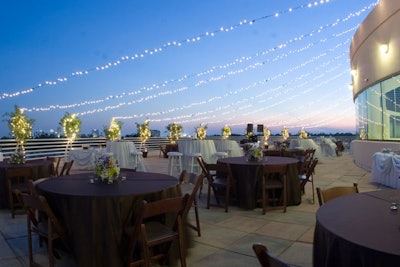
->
[196,123,207,140]
[281,127,289,141]
[298,128,308,139]
[246,143,264,162]
[104,118,122,141]
[221,125,231,139]
[167,123,182,144]
[136,119,151,149]
[94,154,120,183]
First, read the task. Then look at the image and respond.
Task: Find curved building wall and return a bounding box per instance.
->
[350,0,400,140]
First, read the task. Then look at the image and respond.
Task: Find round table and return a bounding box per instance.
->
[313,190,400,267]
[0,159,54,208]
[218,156,300,210]
[177,139,217,170]
[37,172,179,267]
[106,141,146,171]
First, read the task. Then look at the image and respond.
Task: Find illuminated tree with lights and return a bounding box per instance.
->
[221,125,231,139]
[60,112,81,156]
[6,105,34,153]
[136,119,151,151]
[104,118,123,141]
[166,123,182,144]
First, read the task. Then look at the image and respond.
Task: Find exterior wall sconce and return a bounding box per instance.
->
[351,68,357,76]
[380,43,389,54]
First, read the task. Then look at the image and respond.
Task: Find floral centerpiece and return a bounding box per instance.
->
[104,118,122,141]
[196,123,207,140]
[166,123,182,144]
[246,143,264,162]
[298,128,308,139]
[5,105,34,164]
[136,119,151,151]
[94,154,120,183]
[60,112,81,156]
[263,127,271,147]
[281,127,289,141]
[221,125,231,139]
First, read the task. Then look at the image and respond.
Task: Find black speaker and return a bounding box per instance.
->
[247,124,253,132]
[257,124,264,133]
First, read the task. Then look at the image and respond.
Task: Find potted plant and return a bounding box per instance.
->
[104,118,123,141]
[60,112,81,157]
[136,119,151,158]
[221,125,231,139]
[166,123,182,144]
[5,105,34,163]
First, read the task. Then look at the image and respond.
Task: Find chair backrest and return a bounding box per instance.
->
[19,191,67,241]
[6,167,32,187]
[299,148,316,174]
[258,164,288,182]
[197,155,209,176]
[252,243,290,267]
[59,160,74,176]
[305,158,318,179]
[179,172,204,217]
[127,194,190,265]
[316,183,359,206]
[46,156,62,176]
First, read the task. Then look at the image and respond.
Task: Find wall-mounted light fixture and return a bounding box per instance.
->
[380,43,389,54]
[350,68,357,77]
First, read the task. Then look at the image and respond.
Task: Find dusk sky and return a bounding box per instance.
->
[0,0,378,137]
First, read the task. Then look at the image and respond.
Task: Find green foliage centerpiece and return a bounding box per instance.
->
[246,142,263,162]
[221,125,231,139]
[166,123,182,144]
[104,118,123,141]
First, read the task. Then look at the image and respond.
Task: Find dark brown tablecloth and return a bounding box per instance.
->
[0,159,54,208]
[313,190,400,267]
[218,156,300,209]
[37,172,180,267]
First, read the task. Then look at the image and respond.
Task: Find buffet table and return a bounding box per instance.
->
[213,140,243,157]
[68,148,100,170]
[218,156,301,209]
[314,190,400,267]
[288,139,323,161]
[371,152,400,189]
[37,172,180,267]
[106,141,146,171]
[177,139,217,170]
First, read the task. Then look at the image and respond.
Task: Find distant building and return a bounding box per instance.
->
[151,130,160,137]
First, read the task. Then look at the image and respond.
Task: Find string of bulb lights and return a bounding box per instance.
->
[1,0,376,101]
[1,0,381,135]
[22,4,367,115]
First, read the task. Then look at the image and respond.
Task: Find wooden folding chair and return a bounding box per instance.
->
[257,164,288,214]
[6,167,32,218]
[126,194,190,267]
[59,160,74,176]
[17,190,70,267]
[179,170,204,236]
[299,158,318,204]
[316,183,359,206]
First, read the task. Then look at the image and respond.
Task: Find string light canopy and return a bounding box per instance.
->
[1,0,341,100]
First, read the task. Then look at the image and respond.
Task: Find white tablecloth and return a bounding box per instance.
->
[320,138,337,157]
[106,141,146,171]
[68,148,100,170]
[371,152,400,189]
[177,139,217,170]
[288,139,323,161]
[213,140,243,157]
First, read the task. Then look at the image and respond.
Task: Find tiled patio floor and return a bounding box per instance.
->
[0,150,381,267]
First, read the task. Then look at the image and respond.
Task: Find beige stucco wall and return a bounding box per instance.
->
[350,0,400,100]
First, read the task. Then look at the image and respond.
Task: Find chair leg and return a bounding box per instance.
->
[225,186,230,213]
[177,218,187,267]
[193,198,201,237]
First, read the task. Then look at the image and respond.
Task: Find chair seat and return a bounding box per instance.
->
[145,221,179,245]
